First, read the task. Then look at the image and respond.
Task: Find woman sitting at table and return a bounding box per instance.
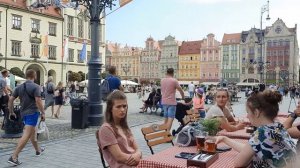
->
[283,100,300,152]
[205,88,245,132]
[216,90,297,168]
[98,91,142,167]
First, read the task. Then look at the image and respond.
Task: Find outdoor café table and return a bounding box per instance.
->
[217,116,288,139]
[137,139,248,168]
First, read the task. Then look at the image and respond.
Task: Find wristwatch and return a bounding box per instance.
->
[289,113,298,119]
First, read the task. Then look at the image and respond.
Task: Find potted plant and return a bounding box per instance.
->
[199,119,220,136]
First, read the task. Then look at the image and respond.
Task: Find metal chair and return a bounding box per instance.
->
[141,124,174,154]
[95,130,110,168]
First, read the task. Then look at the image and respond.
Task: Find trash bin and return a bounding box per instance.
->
[70,96,89,129]
[1,105,24,138]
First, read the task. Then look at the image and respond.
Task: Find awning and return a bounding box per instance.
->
[236,82,260,86]
[201,82,220,86]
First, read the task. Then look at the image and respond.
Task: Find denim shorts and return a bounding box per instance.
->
[163,105,176,118]
[23,112,40,126]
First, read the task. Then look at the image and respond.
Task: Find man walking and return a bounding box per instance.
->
[107,66,124,92]
[7,69,45,166]
[188,82,195,98]
[44,76,55,118]
[161,68,184,132]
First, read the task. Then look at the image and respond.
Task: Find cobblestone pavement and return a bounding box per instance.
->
[0,92,296,167]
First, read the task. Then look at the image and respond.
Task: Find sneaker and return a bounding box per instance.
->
[36,147,45,156]
[8,156,22,166]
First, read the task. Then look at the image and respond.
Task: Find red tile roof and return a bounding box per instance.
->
[178,40,201,55]
[221,33,241,45]
[0,0,63,19]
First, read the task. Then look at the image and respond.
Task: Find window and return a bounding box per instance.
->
[49,22,56,36]
[78,18,83,38]
[31,19,40,33]
[202,73,205,77]
[48,45,56,60]
[12,15,22,29]
[67,16,74,36]
[11,41,21,56]
[215,73,218,77]
[68,49,74,62]
[215,50,218,53]
[31,44,40,58]
[242,67,245,74]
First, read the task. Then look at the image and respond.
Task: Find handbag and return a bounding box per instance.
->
[37,121,49,141]
[175,123,204,147]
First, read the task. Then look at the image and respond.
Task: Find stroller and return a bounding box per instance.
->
[171,102,192,136]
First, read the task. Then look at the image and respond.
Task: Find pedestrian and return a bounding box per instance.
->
[0,70,10,117]
[216,90,296,167]
[161,68,184,132]
[54,81,65,119]
[69,81,76,99]
[44,76,55,118]
[97,90,142,167]
[192,88,206,118]
[188,82,195,98]
[7,69,45,166]
[106,66,124,92]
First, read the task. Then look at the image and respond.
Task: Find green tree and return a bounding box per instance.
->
[101,72,108,79]
[68,72,82,82]
[10,67,25,78]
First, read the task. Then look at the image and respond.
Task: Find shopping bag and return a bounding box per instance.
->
[37,121,49,141]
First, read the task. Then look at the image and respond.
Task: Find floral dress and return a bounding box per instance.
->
[249,122,296,168]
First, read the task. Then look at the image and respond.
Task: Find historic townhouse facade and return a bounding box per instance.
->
[199,34,221,83]
[239,28,263,83]
[0,0,63,84]
[159,35,180,78]
[221,33,241,83]
[178,40,201,84]
[264,18,299,86]
[140,37,161,82]
[106,43,141,81]
[0,0,105,85]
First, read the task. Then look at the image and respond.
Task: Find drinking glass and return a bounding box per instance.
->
[195,131,208,152]
[205,136,216,153]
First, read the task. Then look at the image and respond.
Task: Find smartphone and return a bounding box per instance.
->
[216,146,232,152]
[175,152,196,159]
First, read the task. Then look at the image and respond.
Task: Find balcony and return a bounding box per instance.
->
[30,55,40,59]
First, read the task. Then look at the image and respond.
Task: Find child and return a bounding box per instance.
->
[193,88,206,118]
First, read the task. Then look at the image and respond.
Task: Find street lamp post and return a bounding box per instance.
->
[259,0,270,83]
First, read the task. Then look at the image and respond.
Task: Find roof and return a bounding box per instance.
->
[178,40,201,55]
[0,0,63,19]
[221,33,241,45]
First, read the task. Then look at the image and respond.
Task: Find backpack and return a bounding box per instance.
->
[100,77,111,101]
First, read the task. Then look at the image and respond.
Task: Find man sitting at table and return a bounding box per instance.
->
[205,88,245,132]
[216,90,296,168]
[283,100,300,152]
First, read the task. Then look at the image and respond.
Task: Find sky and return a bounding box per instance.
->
[105,0,300,48]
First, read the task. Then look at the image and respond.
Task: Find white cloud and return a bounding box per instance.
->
[185,0,241,4]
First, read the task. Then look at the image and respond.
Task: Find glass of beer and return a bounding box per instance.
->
[205,137,216,153]
[195,131,207,152]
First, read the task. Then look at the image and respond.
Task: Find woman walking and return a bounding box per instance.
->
[54,82,65,119]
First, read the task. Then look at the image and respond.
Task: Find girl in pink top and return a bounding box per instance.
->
[193,88,206,118]
[97,91,142,168]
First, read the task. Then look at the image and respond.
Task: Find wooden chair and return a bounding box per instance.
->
[95,130,110,168]
[141,124,174,154]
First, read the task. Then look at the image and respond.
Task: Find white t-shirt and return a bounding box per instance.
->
[5,77,10,88]
[205,105,231,119]
[188,83,195,92]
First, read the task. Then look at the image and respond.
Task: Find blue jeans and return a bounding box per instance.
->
[163,105,176,118]
[189,91,194,98]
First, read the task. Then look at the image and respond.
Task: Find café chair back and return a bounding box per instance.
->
[95,130,110,168]
[141,124,174,154]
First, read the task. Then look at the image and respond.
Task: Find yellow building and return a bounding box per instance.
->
[178,41,201,84]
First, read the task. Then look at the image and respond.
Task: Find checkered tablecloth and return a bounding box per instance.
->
[137,140,248,168]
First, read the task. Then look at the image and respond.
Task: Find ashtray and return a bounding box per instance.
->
[187,152,219,168]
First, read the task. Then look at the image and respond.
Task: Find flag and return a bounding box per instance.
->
[41,34,49,58]
[119,0,132,7]
[63,37,69,62]
[79,42,87,62]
